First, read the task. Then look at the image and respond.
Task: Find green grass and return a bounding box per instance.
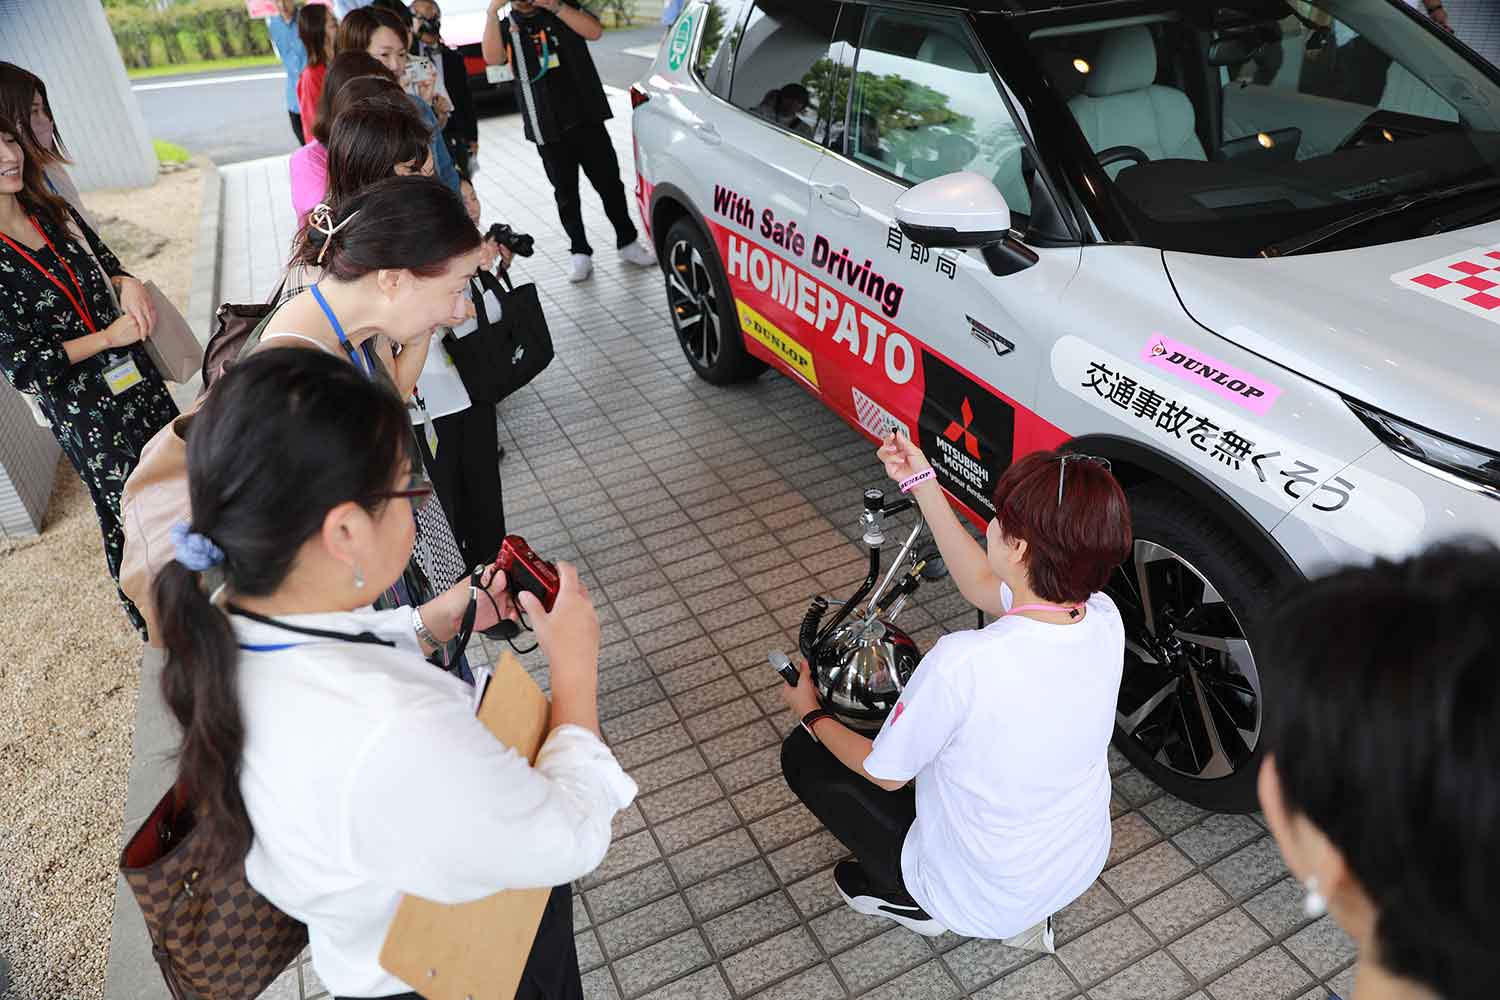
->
[126,54,280,80]
[153,140,191,165]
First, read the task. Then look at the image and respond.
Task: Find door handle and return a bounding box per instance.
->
[692,122,722,146]
[816,183,860,217]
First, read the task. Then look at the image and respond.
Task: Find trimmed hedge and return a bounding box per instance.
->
[107,0,275,71]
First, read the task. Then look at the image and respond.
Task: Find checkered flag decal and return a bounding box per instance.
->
[121,789,307,999]
[1391,245,1500,322]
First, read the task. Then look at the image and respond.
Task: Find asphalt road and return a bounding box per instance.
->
[133,26,665,165]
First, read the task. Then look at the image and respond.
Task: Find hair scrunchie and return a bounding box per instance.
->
[308,203,360,265]
[171,521,226,573]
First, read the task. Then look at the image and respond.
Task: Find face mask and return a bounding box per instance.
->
[415,15,441,34]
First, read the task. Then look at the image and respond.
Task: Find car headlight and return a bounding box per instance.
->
[1346,398,1500,500]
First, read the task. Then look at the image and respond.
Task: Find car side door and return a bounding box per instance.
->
[803,5,1081,521]
[688,0,857,394]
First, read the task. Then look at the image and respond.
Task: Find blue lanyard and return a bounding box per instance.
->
[310,281,370,377]
[239,642,307,652]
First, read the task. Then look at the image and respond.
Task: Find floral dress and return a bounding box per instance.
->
[0,209,179,635]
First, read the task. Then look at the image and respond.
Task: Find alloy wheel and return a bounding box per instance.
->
[666,239,722,369]
[1108,539,1263,782]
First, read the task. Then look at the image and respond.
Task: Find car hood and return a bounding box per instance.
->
[1164,222,1500,452]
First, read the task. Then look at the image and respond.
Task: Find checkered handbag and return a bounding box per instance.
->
[120,783,307,1000]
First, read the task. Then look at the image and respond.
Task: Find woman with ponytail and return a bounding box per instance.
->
[156,347,635,1000]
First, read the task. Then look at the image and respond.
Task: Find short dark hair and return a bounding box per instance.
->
[1263,542,1500,1000]
[296,174,480,280]
[327,97,432,203]
[312,51,397,146]
[296,3,332,67]
[337,6,410,55]
[990,450,1131,603]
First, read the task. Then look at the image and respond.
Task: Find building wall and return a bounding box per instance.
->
[0,0,157,192]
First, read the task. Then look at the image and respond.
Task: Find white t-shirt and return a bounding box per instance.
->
[233,607,637,997]
[863,585,1124,938]
[413,278,504,423]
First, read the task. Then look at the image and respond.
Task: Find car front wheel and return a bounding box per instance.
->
[1106,483,1277,813]
[662,217,766,385]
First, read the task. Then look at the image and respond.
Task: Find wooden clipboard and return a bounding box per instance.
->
[378,651,552,999]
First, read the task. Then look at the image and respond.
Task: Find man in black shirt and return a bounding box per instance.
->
[483,0,657,282]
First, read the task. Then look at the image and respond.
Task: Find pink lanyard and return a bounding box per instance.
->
[1006,603,1084,620]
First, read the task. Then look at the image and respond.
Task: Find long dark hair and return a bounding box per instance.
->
[0,62,66,165]
[297,4,333,69]
[312,52,397,146]
[295,174,480,279]
[0,114,71,232]
[327,97,432,204]
[1263,541,1500,1000]
[153,348,413,865]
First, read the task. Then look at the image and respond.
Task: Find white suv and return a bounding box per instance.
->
[630,0,1500,810]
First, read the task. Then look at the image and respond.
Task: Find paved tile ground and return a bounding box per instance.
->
[219,98,1357,1000]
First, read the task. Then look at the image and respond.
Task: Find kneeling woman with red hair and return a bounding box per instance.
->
[780,435,1132,950]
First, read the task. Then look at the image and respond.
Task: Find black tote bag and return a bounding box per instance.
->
[443,269,553,405]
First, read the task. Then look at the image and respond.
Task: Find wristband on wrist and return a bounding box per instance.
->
[899,468,935,493]
[801,708,835,743]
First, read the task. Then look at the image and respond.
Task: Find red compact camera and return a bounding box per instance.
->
[494,534,560,612]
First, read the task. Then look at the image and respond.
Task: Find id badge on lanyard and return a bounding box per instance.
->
[104,356,144,395]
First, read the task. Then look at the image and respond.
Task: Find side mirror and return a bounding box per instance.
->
[893,171,1038,277]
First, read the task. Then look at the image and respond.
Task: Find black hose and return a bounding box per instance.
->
[814,545,881,652]
[799,596,828,659]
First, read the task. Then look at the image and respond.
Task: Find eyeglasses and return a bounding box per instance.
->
[1056,454,1111,505]
[366,470,434,504]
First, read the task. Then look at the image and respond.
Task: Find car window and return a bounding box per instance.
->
[846,8,1031,216]
[694,0,751,101]
[1025,0,1500,256]
[728,0,844,142]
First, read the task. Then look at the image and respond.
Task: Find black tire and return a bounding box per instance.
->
[1106,482,1278,812]
[662,217,766,385]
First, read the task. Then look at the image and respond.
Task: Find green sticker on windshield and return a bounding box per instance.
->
[667,8,695,71]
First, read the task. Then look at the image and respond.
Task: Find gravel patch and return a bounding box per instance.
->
[0,163,201,1000]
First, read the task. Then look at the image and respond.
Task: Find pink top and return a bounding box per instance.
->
[289,141,328,228]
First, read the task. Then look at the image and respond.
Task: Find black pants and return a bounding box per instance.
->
[536,122,638,256]
[289,111,305,146]
[335,884,581,1000]
[780,726,916,893]
[430,403,505,569]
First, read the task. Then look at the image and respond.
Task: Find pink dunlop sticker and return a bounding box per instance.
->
[1141,335,1282,415]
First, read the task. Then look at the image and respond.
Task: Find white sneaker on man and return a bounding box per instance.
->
[569,253,593,283]
[619,241,657,267]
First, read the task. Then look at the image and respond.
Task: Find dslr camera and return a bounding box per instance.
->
[488,222,536,258]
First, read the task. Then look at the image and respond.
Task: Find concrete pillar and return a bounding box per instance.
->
[0,0,157,191]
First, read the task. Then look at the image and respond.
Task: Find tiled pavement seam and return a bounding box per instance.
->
[224,100,1357,1000]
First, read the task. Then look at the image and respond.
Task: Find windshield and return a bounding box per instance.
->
[1026,0,1500,256]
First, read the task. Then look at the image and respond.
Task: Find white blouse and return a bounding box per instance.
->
[231,607,637,997]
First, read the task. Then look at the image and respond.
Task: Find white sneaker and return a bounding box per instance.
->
[618,241,657,267]
[569,253,593,283]
[1001,915,1056,954]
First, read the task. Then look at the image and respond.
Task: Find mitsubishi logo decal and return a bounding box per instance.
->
[944,398,981,460]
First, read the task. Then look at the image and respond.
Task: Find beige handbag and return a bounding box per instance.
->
[119,399,199,646]
[139,281,203,383]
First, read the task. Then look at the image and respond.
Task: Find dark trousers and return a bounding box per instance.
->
[289,111,305,146]
[430,403,505,569]
[780,726,916,893]
[536,122,638,256]
[336,883,581,1000]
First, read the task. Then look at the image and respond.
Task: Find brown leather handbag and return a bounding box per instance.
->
[120,784,307,1000]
